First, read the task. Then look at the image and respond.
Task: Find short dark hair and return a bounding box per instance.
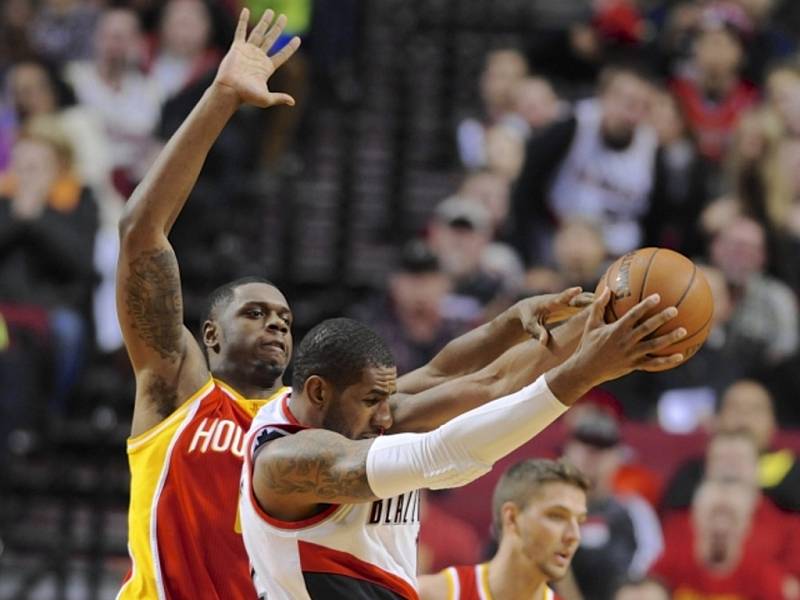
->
[492,459,590,541]
[597,61,658,92]
[291,318,395,392]
[202,276,276,324]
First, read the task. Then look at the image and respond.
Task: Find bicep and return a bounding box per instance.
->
[116,231,208,429]
[396,365,446,395]
[252,430,378,519]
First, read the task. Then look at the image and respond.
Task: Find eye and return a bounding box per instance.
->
[246,308,264,318]
[363,398,381,407]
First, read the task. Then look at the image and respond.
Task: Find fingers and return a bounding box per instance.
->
[637,353,684,371]
[248,9,275,45]
[618,293,661,328]
[632,306,678,341]
[555,287,582,304]
[635,326,687,355]
[265,92,296,107]
[235,8,250,41]
[270,36,301,69]
[569,291,595,308]
[262,13,288,51]
[586,288,611,329]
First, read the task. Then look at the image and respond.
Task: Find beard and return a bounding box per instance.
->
[251,360,284,388]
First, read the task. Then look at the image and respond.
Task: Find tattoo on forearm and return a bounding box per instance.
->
[147,374,179,418]
[125,249,183,361]
[265,436,374,501]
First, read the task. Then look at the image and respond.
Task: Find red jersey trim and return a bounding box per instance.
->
[298,540,419,600]
[280,394,301,425]
[244,425,340,530]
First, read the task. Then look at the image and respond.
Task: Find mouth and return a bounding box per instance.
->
[258,339,286,355]
[553,550,572,566]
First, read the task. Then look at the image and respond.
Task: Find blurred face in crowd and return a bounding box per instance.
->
[649,91,686,145]
[553,220,607,288]
[480,50,528,117]
[767,67,800,134]
[599,72,652,146]
[12,137,61,193]
[705,434,759,487]
[459,171,511,232]
[716,380,776,451]
[501,482,587,581]
[484,125,525,180]
[95,9,142,69]
[160,0,211,57]
[429,219,491,279]
[778,139,800,198]
[388,270,451,342]
[709,216,766,285]
[615,581,670,600]
[692,480,757,568]
[693,29,743,83]
[563,439,620,498]
[9,62,57,119]
[513,77,560,129]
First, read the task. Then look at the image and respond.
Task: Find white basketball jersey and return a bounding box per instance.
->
[240,393,421,600]
[548,99,657,256]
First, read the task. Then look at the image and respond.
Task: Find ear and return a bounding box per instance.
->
[305,375,331,412]
[501,501,520,538]
[203,320,221,355]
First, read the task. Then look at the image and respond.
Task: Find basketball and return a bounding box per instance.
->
[595,248,714,371]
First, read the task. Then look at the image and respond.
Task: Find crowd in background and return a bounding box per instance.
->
[2,0,800,599]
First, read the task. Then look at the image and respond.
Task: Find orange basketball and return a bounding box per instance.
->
[595,247,714,371]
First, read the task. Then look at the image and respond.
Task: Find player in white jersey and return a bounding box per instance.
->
[241,292,686,599]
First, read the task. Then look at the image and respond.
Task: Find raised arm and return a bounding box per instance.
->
[397,288,592,395]
[251,291,686,522]
[117,9,300,436]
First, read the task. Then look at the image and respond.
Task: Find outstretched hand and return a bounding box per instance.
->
[213,8,301,108]
[512,287,594,345]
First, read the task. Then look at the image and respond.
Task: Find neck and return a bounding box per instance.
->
[702,71,737,99]
[488,541,548,600]
[211,368,284,399]
[97,61,127,87]
[285,395,318,428]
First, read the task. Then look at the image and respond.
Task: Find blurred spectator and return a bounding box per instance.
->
[483,122,526,181]
[146,0,222,100]
[0,117,98,449]
[458,169,512,240]
[512,64,658,262]
[563,410,664,600]
[669,3,758,164]
[552,219,609,291]
[65,7,162,196]
[662,380,800,512]
[349,240,464,375]
[508,76,564,137]
[0,0,35,77]
[457,49,529,170]
[708,215,798,366]
[652,478,797,600]
[29,0,101,67]
[613,577,670,600]
[644,90,710,254]
[736,0,797,85]
[429,196,519,317]
[6,58,122,226]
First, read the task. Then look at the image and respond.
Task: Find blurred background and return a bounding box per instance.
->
[1,0,800,598]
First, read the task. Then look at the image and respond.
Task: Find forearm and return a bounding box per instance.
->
[120,83,240,236]
[368,375,568,499]
[390,309,588,433]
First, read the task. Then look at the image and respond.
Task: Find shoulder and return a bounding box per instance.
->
[418,568,456,600]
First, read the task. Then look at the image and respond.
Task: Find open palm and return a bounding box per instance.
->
[214,8,301,108]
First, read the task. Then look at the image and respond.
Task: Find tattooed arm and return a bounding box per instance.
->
[252,430,377,521]
[117,9,300,436]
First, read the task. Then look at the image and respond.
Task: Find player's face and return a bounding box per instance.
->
[515,482,587,580]
[218,283,293,385]
[322,366,396,440]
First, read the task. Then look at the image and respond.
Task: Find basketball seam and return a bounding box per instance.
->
[674,263,697,308]
[638,248,660,303]
[605,265,619,321]
[680,310,714,342]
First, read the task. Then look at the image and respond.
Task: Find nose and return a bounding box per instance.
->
[265,312,289,334]
[564,518,581,545]
[374,399,393,432]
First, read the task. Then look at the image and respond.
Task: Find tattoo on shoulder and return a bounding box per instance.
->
[125,249,183,361]
[264,434,374,501]
[147,374,179,418]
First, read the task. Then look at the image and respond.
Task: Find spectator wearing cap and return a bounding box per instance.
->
[563,408,664,600]
[349,240,465,375]
[669,2,758,165]
[428,196,523,320]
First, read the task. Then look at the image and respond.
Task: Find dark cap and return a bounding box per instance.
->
[571,410,621,449]
[398,239,440,274]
